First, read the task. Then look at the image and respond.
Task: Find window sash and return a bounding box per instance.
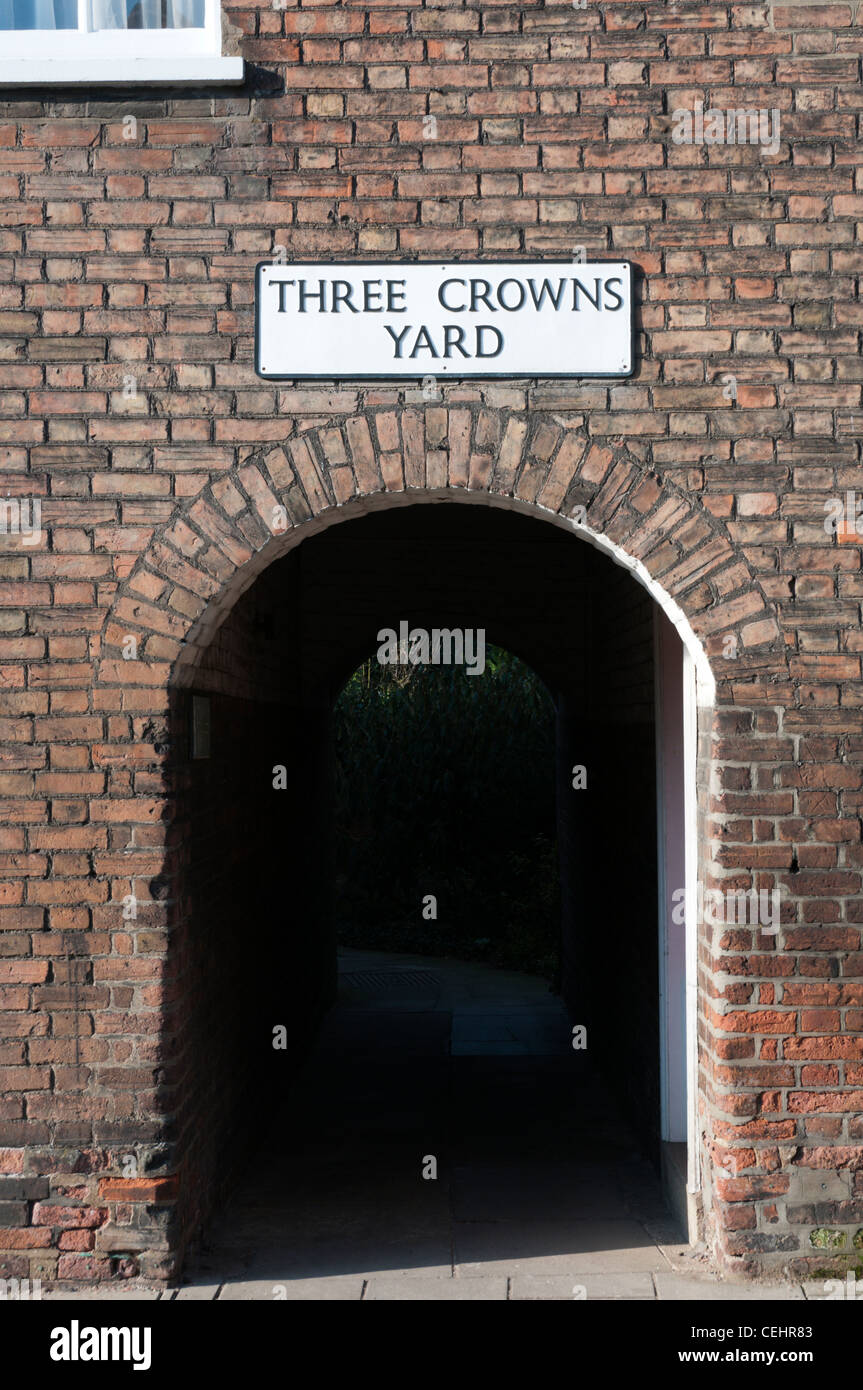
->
[1,0,220,54]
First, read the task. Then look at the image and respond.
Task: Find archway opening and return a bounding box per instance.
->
[165,500,699,1285]
[333,645,560,976]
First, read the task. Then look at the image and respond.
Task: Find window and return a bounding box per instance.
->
[0,0,244,84]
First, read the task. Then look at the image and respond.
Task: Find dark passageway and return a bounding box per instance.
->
[184,949,686,1297]
[168,500,687,1286]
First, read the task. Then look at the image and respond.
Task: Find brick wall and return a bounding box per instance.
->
[1,0,863,1282]
[164,572,294,1274]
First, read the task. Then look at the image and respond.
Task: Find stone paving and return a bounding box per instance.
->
[45,951,832,1301]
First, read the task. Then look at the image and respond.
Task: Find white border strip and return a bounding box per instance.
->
[0,58,244,85]
[682,643,701,1202]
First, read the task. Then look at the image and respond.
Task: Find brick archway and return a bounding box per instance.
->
[83,403,803,1283]
[100,406,783,688]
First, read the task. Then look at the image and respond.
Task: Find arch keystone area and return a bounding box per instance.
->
[97,405,782,701]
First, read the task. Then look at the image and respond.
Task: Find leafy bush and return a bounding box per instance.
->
[332,647,560,978]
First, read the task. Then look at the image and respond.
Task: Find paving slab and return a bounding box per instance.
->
[455,1219,667,1276]
[219,1275,364,1300]
[512,1273,656,1300]
[172,1283,221,1300]
[364,1276,507,1300]
[655,1273,805,1301]
[801,1277,863,1301]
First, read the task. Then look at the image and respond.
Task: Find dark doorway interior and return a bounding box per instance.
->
[332,645,560,978]
[166,503,674,1280]
[184,950,682,1294]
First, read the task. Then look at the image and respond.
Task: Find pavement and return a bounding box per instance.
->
[44,950,832,1301]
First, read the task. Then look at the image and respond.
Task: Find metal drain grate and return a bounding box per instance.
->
[340,969,441,996]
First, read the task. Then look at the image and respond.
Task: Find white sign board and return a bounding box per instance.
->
[255,261,633,380]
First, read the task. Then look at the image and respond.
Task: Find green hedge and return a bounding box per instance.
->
[332,647,560,978]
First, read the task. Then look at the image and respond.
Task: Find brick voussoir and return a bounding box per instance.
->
[379,452,405,492]
[255,446,295,496]
[282,483,313,527]
[236,462,283,533]
[586,458,644,528]
[601,501,643,550]
[288,435,334,515]
[536,431,587,512]
[694,590,771,638]
[489,417,529,496]
[112,596,189,644]
[514,457,552,505]
[658,536,745,595]
[364,413,395,458]
[575,442,615,487]
[401,409,427,489]
[148,542,222,602]
[188,498,254,570]
[345,416,385,494]
[317,425,352,472]
[447,409,472,489]
[621,519,692,578]
[330,465,359,503]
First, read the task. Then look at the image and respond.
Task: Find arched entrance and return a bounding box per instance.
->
[94,412,786,1282]
[168,499,705,1281]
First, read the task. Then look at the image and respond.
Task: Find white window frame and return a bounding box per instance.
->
[0,0,243,84]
